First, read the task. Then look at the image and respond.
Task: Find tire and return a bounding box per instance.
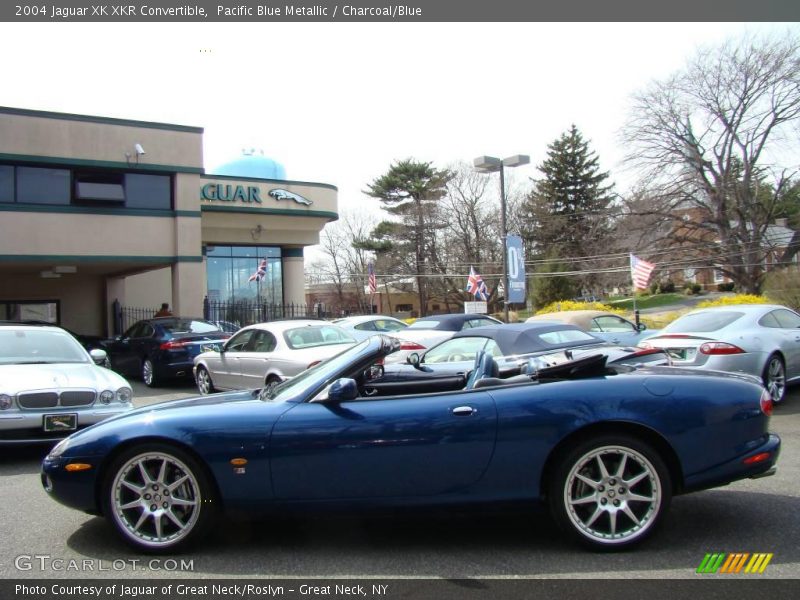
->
[102,443,218,553]
[762,354,786,404]
[264,375,281,395]
[195,366,215,395]
[142,358,159,388]
[548,434,671,551]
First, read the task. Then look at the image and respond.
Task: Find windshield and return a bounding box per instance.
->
[664,311,744,333]
[408,319,441,329]
[261,338,375,402]
[0,329,90,365]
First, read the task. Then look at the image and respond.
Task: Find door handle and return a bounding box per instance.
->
[451,406,476,416]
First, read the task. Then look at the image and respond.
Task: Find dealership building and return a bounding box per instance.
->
[0,107,338,336]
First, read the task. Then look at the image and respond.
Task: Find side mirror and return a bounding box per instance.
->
[637,323,648,332]
[89,349,108,366]
[328,378,359,402]
[407,352,421,369]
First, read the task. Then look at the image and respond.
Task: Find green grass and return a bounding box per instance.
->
[606,293,685,311]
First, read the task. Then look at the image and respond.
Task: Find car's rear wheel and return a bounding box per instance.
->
[142,358,159,388]
[103,443,217,553]
[763,354,786,404]
[548,434,671,551]
[195,366,215,395]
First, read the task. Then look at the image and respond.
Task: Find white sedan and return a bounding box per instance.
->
[193,320,357,395]
[0,324,133,445]
[332,315,409,341]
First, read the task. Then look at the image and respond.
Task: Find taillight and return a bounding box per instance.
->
[760,389,773,416]
[159,340,187,350]
[743,452,771,465]
[399,341,426,351]
[699,342,744,355]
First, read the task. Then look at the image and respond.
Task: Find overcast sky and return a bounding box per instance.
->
[2,22,796,260]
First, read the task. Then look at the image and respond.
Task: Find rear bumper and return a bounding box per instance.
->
[683,433,781,493]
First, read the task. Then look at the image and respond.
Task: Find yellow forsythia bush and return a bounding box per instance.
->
[535,300,626,315]
[696,294,770,308]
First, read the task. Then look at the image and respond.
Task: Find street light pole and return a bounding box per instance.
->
[474,154,530,323]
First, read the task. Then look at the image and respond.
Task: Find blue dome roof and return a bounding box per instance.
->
[212,152,286,180]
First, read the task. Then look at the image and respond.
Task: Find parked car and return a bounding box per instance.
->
[364,322,670,396]
[527,310,658,346]
[193,320,357,395]
[332,314,409,341]
[385,313,503,363]
[0,323,133,445]
[104,317,230,387]
[638,304,800,403]
[7,319,113,367]
[42,334,779,553]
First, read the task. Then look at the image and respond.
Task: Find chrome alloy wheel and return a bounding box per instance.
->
[142,359,154,387]
[196,367,212,395]
[764,356,786,403]
[110,451,202,549]
[563,445,662,545]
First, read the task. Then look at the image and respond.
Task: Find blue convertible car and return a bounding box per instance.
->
[42,335,780,553]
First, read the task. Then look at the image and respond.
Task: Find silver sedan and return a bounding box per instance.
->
[193,320,357,395]
[639,304,800,402]
[0,324,133,445]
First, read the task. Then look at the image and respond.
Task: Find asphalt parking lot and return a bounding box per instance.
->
[0,382,798,580]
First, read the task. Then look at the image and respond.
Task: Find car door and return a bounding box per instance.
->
[269,389,498,499]
[108,322,145,375]
[237,330,278,389]
[771,309,800,378]
[213,329,255,389]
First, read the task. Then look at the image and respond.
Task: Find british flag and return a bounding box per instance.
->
[466,266,489,301]
[248,258,267,282]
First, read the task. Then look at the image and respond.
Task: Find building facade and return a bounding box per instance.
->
[0,107,337,336]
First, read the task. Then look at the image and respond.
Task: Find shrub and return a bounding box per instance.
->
[716,282,735,292]
[659,280,676,293]
[696,294,770,308]
[685,283,702,295]
[535,300,625,316]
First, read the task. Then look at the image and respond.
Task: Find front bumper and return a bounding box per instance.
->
[41,454,101,513]
[0,403,132,445]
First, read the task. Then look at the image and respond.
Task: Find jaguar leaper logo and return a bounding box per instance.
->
[696,552,773,574]
[268,189,313,206]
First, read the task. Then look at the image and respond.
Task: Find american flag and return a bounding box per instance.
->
[368,263,377,295]
[248,258,267,282]
[630,254,656,290]
[466,266,489,301]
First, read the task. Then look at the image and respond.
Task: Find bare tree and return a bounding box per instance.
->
[623,33,800,293]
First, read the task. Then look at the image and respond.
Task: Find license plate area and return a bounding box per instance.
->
[667,348,696,361]
[43,413,78,432]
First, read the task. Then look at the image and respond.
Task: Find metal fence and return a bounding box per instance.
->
[203,298,324,328]
[112,301,159,335]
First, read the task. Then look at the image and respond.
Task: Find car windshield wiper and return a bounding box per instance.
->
[17,360,55,364]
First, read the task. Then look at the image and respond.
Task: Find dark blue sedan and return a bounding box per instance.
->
[42,335,780,553]
[104,317,230,387]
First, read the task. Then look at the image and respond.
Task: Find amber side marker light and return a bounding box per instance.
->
[64,463,92,472]
[230,458,248,466]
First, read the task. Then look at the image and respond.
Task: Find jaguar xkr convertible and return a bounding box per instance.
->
[42,335,780,553]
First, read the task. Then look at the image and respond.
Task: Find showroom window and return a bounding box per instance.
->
[16,167,70,205]
[0,165,13,203]
[205,246,283,304]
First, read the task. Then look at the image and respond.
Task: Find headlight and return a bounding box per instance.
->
[116,387,133,404]
[99,390,114,404]
[0,394,12,410]
[48,437,71,458]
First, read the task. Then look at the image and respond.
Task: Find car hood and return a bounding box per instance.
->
[0,363,129,393]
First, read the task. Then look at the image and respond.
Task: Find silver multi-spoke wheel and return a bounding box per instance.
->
[550,436,670,550]
[107,447,212,551]
[196,367,214,395]
[142,359,156,387]
[763,355,786,403]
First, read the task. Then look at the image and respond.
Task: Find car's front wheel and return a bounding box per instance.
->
[548,434,671,550]
[195,366,215,395]
[763,354,786,403]
[103,443,218,553]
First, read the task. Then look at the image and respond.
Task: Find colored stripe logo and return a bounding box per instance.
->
[697,553,773,574]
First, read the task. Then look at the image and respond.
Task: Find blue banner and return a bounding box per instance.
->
[506,235,526,304]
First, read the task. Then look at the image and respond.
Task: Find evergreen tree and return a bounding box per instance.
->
[364,159,453,316]
[522,125,615,296]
